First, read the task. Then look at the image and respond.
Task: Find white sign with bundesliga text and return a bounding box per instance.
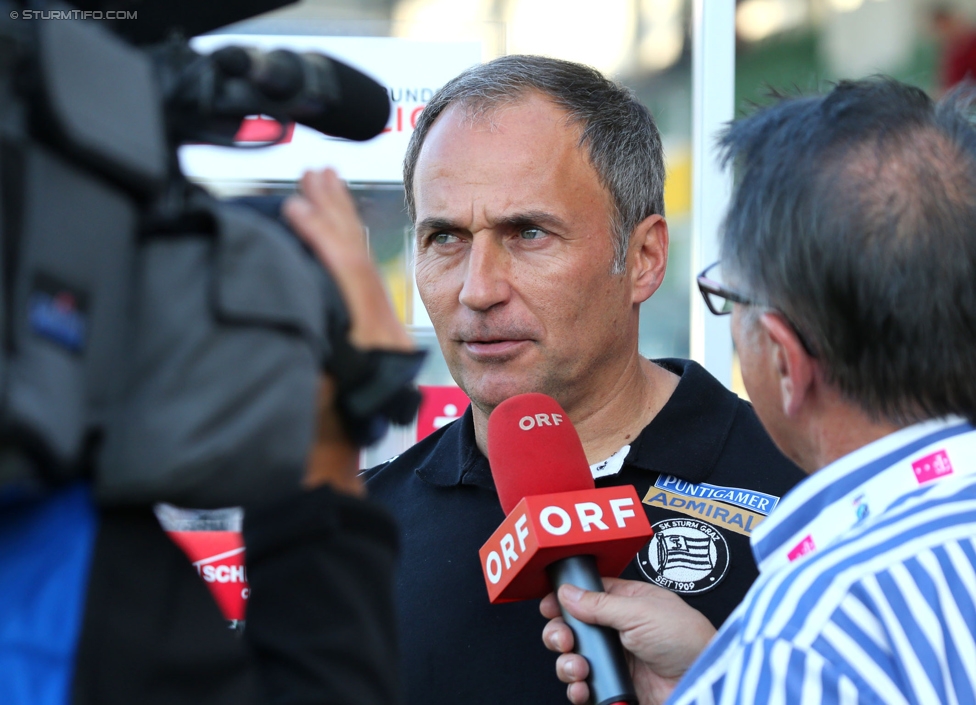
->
[179,35,482,183]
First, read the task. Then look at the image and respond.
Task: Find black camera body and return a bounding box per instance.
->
[0,2,420,507]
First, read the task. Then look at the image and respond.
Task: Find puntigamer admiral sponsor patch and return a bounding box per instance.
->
[642,475,780,537]
[655,475,779,514]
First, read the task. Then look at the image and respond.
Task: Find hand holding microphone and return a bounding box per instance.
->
[540,577,716,705]
[479,393,655,705]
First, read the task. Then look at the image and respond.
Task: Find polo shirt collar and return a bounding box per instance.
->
[413,358,741,491]
[623,358,740,484]
[415,405,495,490]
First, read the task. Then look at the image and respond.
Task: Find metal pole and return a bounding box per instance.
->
[690,0,735,388]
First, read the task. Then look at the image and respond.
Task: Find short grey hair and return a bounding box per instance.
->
[720,78,976,426]
[403,55,665,273]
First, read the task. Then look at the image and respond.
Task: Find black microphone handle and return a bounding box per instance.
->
[547,556,637,705]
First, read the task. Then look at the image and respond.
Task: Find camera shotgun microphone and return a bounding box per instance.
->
[479,393,653,705]
[184,45,391,143]
[241,48,391,141]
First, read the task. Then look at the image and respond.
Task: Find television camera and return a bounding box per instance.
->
[0,0,423,507]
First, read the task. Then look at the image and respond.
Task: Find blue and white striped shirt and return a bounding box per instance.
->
[669,417,976,705]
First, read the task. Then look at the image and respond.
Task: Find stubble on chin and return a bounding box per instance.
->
[453,358,566,417]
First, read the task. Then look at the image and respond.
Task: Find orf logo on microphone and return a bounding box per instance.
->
[479,485,653,603]
[518,413,563,431]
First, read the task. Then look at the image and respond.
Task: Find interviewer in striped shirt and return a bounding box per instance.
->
[540,77,976,705]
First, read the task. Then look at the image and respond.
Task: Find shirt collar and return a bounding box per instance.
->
[623,358,741,483]
[750,415,974,571]
[415,405,495,490]
[412,358,740,491]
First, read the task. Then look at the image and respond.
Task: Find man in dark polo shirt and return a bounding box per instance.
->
[364,55,804,705]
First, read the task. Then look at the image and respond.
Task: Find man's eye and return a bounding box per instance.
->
[519,228,546,240]
[430,233,459,245]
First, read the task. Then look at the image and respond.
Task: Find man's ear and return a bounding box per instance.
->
[758,312,816,418]
[630,214,668,304]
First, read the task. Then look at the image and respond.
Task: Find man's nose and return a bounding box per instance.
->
[458,237,511,312]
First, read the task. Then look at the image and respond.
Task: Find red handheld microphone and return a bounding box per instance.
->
[479,393,653,705]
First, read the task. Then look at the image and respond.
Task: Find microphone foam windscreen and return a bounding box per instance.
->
[487,393,594,515]
[314,57,390,141]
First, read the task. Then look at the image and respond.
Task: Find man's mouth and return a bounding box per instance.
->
[461,339,530,357]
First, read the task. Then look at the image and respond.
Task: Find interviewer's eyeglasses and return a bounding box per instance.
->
[696,261,753,316]
[696,261,818,358]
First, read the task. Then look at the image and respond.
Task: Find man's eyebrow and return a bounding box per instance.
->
[414,211,569,238]
[415,217,463,235]
[495,211,568,232]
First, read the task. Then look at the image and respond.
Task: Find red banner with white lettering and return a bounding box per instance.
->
[168,531,248,621]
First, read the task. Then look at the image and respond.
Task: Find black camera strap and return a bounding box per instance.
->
[329,339,425,448]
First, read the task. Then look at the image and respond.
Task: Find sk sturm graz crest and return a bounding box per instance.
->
[637,518,729,594]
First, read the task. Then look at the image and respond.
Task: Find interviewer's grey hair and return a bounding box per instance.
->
[403,55,665,273]
[720,78,976,426]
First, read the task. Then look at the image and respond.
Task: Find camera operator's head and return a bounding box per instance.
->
[403,55,675,434]
[714,78,976,463]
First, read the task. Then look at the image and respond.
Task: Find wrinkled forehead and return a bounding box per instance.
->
[430,91,585,151]
[415,95,599,192]
[411,96,617,242]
